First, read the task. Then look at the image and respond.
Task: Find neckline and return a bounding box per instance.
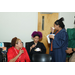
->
[14,47,20,51]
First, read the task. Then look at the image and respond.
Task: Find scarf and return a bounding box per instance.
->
[50,31,59,51]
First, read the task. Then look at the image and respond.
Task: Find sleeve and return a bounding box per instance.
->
[50,32,55,42]
[26,43,36,54]
[30,47,36,54]
[7,48,14,62]
[53,32,67,49]
[41,43,46,53]
[24,48,31,62]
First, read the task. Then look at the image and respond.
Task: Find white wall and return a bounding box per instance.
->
[0,12,75,47]
[0,12,38,46]
[59,12,75,29]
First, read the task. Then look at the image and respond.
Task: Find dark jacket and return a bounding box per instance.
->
[26,41,46,60]
[49,29,68,62]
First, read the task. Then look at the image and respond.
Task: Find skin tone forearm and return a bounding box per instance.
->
[9,54,21,62]
[9,49,24,62]
[66,48,73,54]
[30,47,32,52]
[30,44,36,52]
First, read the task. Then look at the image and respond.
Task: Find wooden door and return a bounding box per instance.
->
[38,12,58,54]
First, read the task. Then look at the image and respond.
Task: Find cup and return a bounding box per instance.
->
[52,27,55,30]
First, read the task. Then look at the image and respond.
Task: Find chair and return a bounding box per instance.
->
[32,54,52,62]
[25,42,30,48]
[25,42,30,54]
[4,42,12,51]
[3,42,12,62]
[0,48,3,62]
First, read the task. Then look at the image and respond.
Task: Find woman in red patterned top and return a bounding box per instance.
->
[7,37,30,62]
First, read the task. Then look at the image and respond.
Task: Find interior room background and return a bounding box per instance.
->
[0,12,75,47]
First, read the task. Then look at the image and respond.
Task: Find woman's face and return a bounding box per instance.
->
[54,24,59,30]
[33,36,40,43]
[17,40,23,49]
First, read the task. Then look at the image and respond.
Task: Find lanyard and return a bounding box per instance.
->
[14,47,21,59]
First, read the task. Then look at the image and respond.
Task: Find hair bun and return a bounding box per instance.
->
[59,17,64,22]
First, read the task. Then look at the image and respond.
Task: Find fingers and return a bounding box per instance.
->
[50,27,52,30]
[21,50,24,53]
[51,27,54,33]
[32,44,36,48]
[20,49,24,53]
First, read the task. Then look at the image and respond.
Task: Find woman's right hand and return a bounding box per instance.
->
[51,27,54,34]
[31,44,36,48]
[30,44,36,51]
[18,49,24,55]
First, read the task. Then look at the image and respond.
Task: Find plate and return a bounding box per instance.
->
[34,48,41,51]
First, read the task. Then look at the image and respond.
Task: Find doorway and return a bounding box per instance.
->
[38,12,58,54]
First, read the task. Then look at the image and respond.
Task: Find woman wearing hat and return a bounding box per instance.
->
[26,31,46,61]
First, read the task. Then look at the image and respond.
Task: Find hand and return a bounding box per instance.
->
[49,35,54,39]
[30,44,36,51]
[19,49,24,55]
[31,44,36,48]
[66,48,73,54]
[51,27,54,34]
[73,48,75,51]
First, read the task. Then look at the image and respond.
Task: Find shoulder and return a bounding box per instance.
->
[60,29,67,34]
[56,29,67,36]
[27,41,34,46]
[38,42,44,45]
[29,41,34,44]
[61,30,67,36]
[22,47,29,54]
[59,30,68,39]
[8,47,14,51]
[7,47,14,54]
[22,47,27,52]
[22,47,26,50]
[26,41,34,45]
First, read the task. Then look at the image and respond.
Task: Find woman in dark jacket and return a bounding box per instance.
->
[26,31,46,61]
[49,17,68,62]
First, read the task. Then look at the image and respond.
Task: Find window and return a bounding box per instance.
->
[42,16,44,30]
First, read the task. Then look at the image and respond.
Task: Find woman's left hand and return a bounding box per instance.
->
[49,35,54,39]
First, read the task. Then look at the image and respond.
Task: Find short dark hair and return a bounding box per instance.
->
[54,17,65,29]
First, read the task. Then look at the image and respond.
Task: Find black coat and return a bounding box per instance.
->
[26,41,46,60]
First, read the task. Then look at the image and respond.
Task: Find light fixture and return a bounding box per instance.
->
[40,12,58,14]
